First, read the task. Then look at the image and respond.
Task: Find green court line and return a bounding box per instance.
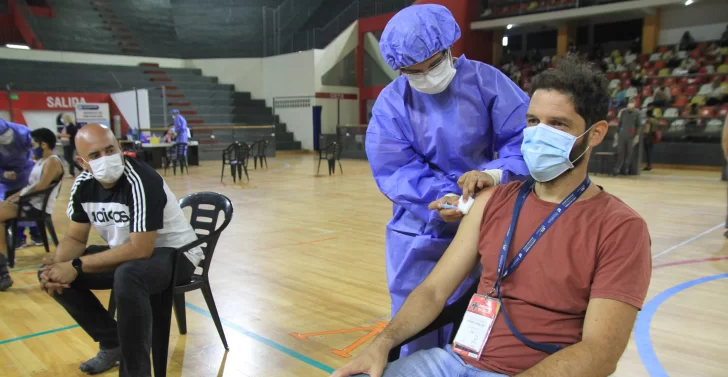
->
[0,324,80,345]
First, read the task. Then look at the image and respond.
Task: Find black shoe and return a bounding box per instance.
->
[0,265,12,292]
[14,238,27,249]
[31,235,44,246]
[724,230,728,239]
[643,167,652,171]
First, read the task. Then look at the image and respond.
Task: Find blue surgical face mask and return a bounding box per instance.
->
[521,123,592,182]
[32,147,44,159]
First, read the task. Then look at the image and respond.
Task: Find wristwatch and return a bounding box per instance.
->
[71,258,84,276]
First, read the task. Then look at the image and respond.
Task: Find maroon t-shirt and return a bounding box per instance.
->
[465,181,652,375]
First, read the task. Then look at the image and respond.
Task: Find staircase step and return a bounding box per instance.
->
[276,140,301,151]
[150,77,173,82]
[144,70,167,74]
[139,63,160,67]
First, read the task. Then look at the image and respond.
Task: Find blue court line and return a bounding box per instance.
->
[185,302,335,374]
[0,324,80,345]
[634,273,728,377]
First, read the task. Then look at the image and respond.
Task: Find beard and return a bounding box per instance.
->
[541,132,591,186]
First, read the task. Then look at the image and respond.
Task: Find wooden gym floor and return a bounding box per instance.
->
[1,154,726,377]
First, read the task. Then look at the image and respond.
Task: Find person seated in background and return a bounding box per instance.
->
[332,56,651,377]
[624,48,638,66]
[0,128,63,291]
[38,124,203,376]
[705,76,727,105]
[672,61,689,76]
[610,82,627,108]
[679,31,695,51]
[631,69,644,88]
[652,86,670,107]
[686,103,700,132]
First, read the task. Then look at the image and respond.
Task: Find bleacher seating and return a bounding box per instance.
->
[0,59,302,153]
[504,40,728,142]
[480,0,626,20]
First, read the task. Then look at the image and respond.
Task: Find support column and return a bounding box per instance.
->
[556,22,577,57]
[492,29,503,66]
[642,10,660,54]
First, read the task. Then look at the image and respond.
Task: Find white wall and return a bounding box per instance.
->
[659,0,728,45]
[0,47,187,68]
[364,32,397,81]
[111,89,150,131]
[21,111,61,132]
[314,21,358,90]
[185,58,265,100]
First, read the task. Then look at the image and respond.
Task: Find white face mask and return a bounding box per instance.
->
[0,129,14,145]
[87,153,125,184]
[406,52,457,95]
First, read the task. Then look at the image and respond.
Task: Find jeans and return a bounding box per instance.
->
[352,347,508,377]
[42,245,196,377]
[614,133,635,175]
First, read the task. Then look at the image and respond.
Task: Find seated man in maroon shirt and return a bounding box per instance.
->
[332,56,652,377]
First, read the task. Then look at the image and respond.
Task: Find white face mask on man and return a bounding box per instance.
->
[86,153,125,184]
[405,51,457,95]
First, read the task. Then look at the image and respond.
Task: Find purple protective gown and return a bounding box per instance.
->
[366,55,530,356]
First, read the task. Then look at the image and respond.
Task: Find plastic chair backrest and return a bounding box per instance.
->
[18,179,62,217]
[255,139,269,156]
[179,192,233,278]
[223,142,238,161]
[237,142,250,161]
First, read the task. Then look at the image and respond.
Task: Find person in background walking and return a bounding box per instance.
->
[60,114,82,177]
[642,109,660,171]
[614,99,641,175]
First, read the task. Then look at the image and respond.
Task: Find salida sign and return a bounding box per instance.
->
[46,96,87,109]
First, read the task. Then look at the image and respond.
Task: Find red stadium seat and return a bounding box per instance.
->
[642,61,652,69]
[684,84,698,96]
[607,72,617,80]
[698,66,708,74]
[681,108,692,117]
[658,46,670,53]
[669,85,682,96]
[700,107,715,117]
[648,77,660,86]
[622,79,632,88]
[690,49,701,59]
[718,106,728,117]
[607,108,616,119]
[658,119,669,127]
[647,69,658,77]
[678,77,689,85]
[620,72,631,80]
[673,95,689,107]
[641,87,653,97]
[653,60,665,70]
[638,55,649,63]
[664,77,676,86]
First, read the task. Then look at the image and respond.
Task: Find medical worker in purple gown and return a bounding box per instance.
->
[366,4,530,357]
[0,117,35,289]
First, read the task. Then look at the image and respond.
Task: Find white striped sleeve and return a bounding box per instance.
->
[66,172,92,223]
[124,160,165,232]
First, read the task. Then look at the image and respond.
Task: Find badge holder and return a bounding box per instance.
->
[452,294,500,360]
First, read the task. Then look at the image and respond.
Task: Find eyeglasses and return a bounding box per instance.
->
[400,50,449,77]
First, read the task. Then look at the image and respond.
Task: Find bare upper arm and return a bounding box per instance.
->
[37,156,63,189]
[129,231,158,258]
[65,220,92,244]
[422,188,494,305]
[582,298,639,362]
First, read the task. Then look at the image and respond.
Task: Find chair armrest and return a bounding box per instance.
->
[386,281,479,362]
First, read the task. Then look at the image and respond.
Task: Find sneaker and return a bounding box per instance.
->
[0,265,12,292]
[79,346,121,375]
[31,235,44,246]
[14,238,27,249]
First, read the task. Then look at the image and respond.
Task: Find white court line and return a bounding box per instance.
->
[652,222,726,260]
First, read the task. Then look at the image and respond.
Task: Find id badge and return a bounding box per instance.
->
[452,294,500,360]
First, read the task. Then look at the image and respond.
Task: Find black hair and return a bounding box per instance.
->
[31,128,57,150]
[529,55,610,127]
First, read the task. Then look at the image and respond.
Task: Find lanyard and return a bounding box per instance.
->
[493,176,591,354]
